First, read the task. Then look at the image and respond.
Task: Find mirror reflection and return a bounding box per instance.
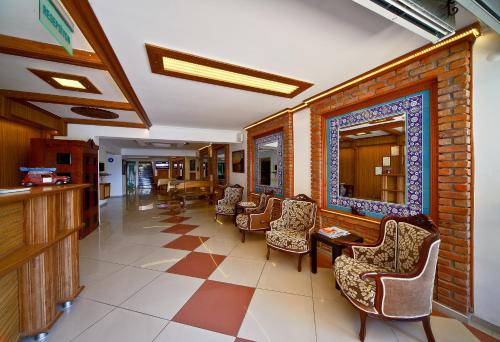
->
[216,148,226,185]
[202,158,209,180]
[338,114,406,204]
[258,140,279,187]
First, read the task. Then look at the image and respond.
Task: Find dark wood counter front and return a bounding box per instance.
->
[0,184,88,341]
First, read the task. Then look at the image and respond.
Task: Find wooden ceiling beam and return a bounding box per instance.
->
[0,89,133,110]
[0,34,105,70]
[61,0,152,127]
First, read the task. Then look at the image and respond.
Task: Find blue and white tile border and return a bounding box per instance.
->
[326,90,430,218]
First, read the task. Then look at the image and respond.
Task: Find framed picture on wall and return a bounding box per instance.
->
[189,159,195,170]
[232,150,244,173]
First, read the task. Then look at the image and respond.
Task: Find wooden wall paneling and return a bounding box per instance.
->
[0,203,24,257]
[0,118,46,187]
[0,270,20,342]
[4,99,64,132]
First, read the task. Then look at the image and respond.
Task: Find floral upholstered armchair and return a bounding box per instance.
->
[215,184,243,220]
[265,194,317,271]
[334,215,440,342]
[236,194,276,242]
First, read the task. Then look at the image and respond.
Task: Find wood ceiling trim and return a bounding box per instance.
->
[63,118,146,128]
[28,68,101,94]
[146,44,313,98]
[60,0,152,127]
[0,89,133,110]
[0,34,105,70]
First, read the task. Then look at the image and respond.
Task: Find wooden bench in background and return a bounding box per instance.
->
[174,180,213,207]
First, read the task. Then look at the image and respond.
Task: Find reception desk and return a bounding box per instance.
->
[0,184,88,341]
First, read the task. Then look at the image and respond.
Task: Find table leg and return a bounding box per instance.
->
[332,245,342,290]
[311,234,317,274]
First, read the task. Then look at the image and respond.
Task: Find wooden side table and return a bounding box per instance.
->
[310,230,363,288]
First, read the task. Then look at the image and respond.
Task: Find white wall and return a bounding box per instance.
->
[105,154,124,197]
[293,109,311,196]
[229,132,247,198]
[121,148,197,157]
[472,31,500,327]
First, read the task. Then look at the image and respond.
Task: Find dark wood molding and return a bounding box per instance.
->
[0,34,105,70]
[60,0,152,127]
[0,89,133,110]
[146,44,313,98]
[28,68,101,94]
[63,118,146,128]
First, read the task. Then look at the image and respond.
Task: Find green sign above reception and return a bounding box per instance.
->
[39,0,74,55]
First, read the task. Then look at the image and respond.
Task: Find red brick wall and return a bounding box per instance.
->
[247,112,294,198]
[309,38,475,314]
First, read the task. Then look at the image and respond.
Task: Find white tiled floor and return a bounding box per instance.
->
[25,195,488,342]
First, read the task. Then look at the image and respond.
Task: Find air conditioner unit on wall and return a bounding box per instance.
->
[352,0,456,42]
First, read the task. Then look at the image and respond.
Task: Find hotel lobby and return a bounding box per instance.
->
[0,1,499,341]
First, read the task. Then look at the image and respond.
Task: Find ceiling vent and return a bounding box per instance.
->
[352,0,457,42]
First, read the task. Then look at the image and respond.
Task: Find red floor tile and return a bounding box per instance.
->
[235,338,255,342]
[466,325,500,342]
[162,224,199,235]
[173,280,255,336]
[167,251,225,279]
[164,235,209,251]
[162,216,191,223]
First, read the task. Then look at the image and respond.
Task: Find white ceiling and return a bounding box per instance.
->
[89,0,432,129]
[0,54,126,101]
[0,0,93,51]
[29,102,142,123]
[100,137,207,150]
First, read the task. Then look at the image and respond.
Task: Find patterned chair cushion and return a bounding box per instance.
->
[353,220,398,271]
[266,229,308,252]
[334,254,392,307]
[287,200,316,231]
[397,222,430,273]
[236,214,248,229]
[216,204,235,215]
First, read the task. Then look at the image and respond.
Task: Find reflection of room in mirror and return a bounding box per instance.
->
[258,140,279,187]
[338,114,406,204]
[217,148,225,184]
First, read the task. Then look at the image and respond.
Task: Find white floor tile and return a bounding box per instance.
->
[258,257,312,296]
[121,273,204,319]
[79,258,125,285]
[82,241,159,265]
[238,289,316,342]
[229,238,268,261]
[154,322,234,342]
[81,266,160,305]
[73,308,166,342]
[132,247,190,271]
[194,238,239,256]
[209,256,265,287]
[119,232,180,247]
[20,298,113,342]
[311,267,338,300]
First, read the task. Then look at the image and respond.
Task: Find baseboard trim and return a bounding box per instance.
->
[470,314,500,334]
[432,301,468,323]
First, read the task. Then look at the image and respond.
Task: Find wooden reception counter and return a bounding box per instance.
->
[0,184,88,341]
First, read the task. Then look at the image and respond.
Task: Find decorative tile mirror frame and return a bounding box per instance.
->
[323,81,437,219]
[247,112,293,198]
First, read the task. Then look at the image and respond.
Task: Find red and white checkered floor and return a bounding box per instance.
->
[21,194,497,342]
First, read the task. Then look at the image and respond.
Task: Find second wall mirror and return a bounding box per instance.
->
[254,131,284,196]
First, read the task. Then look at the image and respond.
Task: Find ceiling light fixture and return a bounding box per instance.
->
[52,77,86,89]
[146,44,312,98]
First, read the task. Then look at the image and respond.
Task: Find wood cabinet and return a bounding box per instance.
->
[29,139,99,238]
[99,183,110,200]
[0,185,86,341]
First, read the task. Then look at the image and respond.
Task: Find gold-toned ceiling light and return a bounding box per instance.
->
[146,44,312,98]
[52,77,86,89]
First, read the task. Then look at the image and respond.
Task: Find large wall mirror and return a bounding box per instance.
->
[325,88,433,218]
[216,148,226,185]
[254,131,284,196]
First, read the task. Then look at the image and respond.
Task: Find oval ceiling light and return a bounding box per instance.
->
[71,106,119,119]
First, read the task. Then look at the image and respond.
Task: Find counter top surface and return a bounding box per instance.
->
[0,184,90,205]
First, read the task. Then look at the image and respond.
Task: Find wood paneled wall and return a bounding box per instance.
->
[0,118,48,187]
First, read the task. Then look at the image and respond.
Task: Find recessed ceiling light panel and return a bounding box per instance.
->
[146,44,312,98]
[28,68,101,94]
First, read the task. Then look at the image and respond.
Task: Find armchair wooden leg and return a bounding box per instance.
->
[359,311,367,342]
[241,230,246,243]
[215,213,218,221]
[298,254,303,272]
[422,316,435,342]
[266,245,270,260]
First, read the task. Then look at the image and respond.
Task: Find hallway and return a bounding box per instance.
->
[21,193,484,342]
